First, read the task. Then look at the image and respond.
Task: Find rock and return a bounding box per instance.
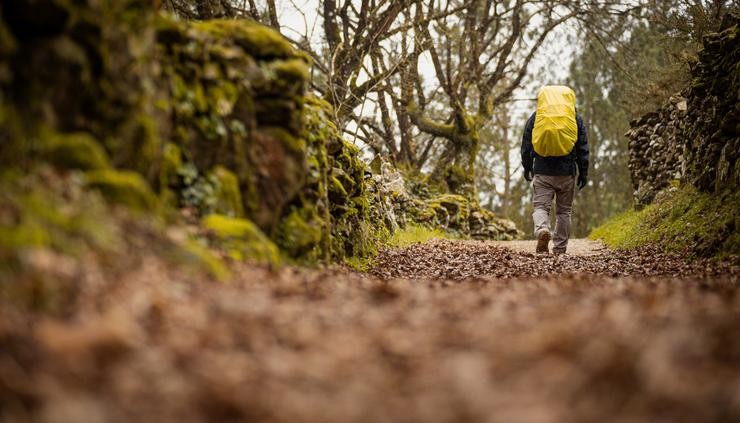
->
[43,132,111,171]
[84,170,159,212]
[212,166,244,218]
[202,214,280,265]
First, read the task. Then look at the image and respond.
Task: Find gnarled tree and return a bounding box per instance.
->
[400,0,577,197]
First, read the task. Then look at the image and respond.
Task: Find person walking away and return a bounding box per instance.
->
[520,85,589,255]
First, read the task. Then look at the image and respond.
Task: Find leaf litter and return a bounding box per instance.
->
[1,240,738,422]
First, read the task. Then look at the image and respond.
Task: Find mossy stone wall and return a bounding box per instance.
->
[0,1,391,265]
[154,17,310,233]
[0,0,159,176]
[682,13,739,193]
[626,13,739,205]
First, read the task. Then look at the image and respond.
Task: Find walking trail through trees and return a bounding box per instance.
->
[1,2,739,422]
[2,239,737,422]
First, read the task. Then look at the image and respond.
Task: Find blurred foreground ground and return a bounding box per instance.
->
[1,240,738,423]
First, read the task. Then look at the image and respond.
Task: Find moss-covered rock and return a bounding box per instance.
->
[273,96,333,263]
[190,19,304,60]
[0,168,236,313]
[0,169,126,312]
[202,214,280,265]
[155,17,311,237]
[274,207,324,260]
[85,170,159,212]
[425,194,470,233]
[43,132,111,171]
[212,166,244,217]
[0,0,159,176]
[246,127,307,231]
[158,142,182,207]
[369,157,522,241]
[0,1,399,267]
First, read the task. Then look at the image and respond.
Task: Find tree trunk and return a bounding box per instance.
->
[196,0,213,19]
[429,129,479,198]
[266,0,280,30]
[501,121,512,217]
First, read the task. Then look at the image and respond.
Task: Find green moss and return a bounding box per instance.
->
[202,214,280,266]
[212,166,244,217]
[208,81,239,117]
[351,195,370,214]
[590,186,740,257]
[192,82,209,113]
[159,142,182,191]
[425,193,470,230]
[589,208,651,248]
[111,114,162,177]
[271,58,310,83]
[442,164,472,195]
[0,171,122,256]
[191,20,299,60]
[274,207,323,259]
[0,223,52,250]
[329,175,348,199]
[85,169,159,212]
[43,132,111,171]
[342,255,373,272]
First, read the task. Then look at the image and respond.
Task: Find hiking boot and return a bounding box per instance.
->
[536,229,550,254]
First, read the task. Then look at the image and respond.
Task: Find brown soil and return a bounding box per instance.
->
[1,241,738,423]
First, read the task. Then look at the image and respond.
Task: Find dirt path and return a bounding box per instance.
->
[492,237,608,256]
[1,241,738,423]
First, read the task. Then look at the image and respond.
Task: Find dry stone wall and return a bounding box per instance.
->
[626,13,739,206]
[625,97,687,206]
[0,0,368,263]
[682,14,740,193]
[372,162,522,240]
[0,0,520,266]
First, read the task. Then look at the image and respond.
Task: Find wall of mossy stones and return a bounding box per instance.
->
[371,162,521,240]
[625,98,687,206]
[0,0,391,265]
[626,12,739,206]
[0,0,521,270]
[682,13,739,194]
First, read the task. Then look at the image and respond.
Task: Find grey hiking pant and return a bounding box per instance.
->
[532,174,575,252]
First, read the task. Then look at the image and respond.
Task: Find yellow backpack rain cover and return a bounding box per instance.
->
[532,86,577,157]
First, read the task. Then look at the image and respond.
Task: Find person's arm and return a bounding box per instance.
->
[575,115,589,186]
[521,112,536,178]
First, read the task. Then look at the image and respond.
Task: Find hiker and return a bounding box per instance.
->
[520,85,589,255]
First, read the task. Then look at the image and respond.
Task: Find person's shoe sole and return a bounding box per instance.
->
[536,230,550,254]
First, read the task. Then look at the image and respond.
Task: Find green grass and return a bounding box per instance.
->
[589,186,739,257]
[342,255,373,272]
[386,225,457,248]
[589,207,652,249]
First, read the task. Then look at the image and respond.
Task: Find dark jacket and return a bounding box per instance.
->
[521,112,589,178]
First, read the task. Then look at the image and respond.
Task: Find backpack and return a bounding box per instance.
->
[532,86,578,157]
